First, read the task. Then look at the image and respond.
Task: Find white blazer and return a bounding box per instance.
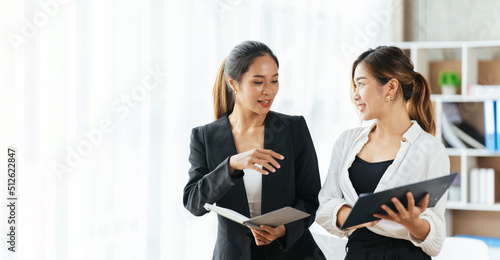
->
[316,121,450,256]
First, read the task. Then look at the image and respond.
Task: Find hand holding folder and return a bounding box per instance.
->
[204,203,310,230]
[341,172,458,230]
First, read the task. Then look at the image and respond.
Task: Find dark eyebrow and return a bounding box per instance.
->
[253,73,279,78]
[355,77,367,81]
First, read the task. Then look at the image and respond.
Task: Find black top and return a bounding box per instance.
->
[349,156,394,195]
[347,156,430,259]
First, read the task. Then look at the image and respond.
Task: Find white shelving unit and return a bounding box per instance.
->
[447,201,500,211]
[391,40,500,236]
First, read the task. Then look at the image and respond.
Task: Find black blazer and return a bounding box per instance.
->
[183,111,325,260]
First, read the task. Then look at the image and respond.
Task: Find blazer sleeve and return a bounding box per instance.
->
[183,127,243,216]
[279,116,322,250]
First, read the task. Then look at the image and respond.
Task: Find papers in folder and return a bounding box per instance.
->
[204,203,310,230]
[341,172,458,230]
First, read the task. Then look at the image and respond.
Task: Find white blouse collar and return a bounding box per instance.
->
[357,120,424,144]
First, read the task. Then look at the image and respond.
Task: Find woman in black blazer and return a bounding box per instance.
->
[183,41,325,260]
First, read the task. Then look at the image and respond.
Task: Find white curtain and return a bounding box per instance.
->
[0,0,399,259]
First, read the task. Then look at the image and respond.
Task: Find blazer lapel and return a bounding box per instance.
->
[261,112,289,215]
[213,116,251,218]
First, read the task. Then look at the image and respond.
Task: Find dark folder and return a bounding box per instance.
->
[341,172,458,230]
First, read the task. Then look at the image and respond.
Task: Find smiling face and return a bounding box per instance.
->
[353,62,392,121]
[229,54,279,116]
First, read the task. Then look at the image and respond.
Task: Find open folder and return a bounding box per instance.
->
[204,203,310,230]
[341,172,458,230]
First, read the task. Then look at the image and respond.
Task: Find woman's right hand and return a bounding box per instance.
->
[336,205,380,230]
[229,148,284,175]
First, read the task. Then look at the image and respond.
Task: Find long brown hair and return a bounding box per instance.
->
[351,46,436,135]
[212,41,279,120]
[213,57,234,120]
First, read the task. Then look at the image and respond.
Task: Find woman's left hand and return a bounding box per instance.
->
[249,225,286,246]
[373,192,430,240]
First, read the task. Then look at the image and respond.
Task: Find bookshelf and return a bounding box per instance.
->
[391,40,500,238]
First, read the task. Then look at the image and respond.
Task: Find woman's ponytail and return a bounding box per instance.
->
[212,57,235,120]
[408,72,436,135]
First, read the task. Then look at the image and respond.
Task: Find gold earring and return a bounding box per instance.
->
[387,96,393,102]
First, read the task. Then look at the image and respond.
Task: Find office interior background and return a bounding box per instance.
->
[1,0,500,259]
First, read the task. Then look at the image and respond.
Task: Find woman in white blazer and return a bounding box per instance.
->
[316,46,450,259]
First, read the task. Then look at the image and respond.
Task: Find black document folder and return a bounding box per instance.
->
[341,172,458,230]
